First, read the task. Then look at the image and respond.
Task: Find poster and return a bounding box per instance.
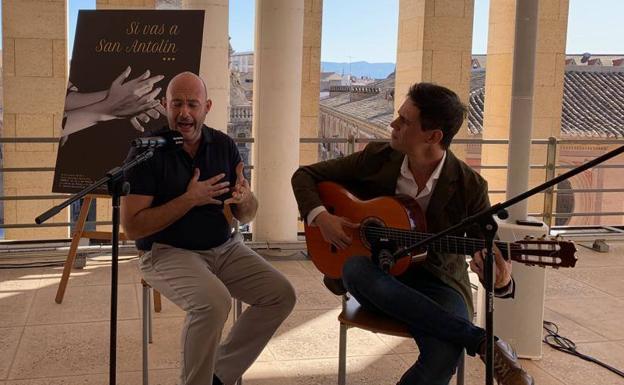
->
[52,10,204,193]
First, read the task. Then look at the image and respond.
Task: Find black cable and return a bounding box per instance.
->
[543,320,624,378]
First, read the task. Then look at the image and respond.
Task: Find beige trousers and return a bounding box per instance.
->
[139,233,296,385]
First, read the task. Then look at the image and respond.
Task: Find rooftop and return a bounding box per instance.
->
[320,76,395,131]
[468,67,624,137]
[322,67,624,138]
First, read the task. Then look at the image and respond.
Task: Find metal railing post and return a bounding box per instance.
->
[542,137,558,228]
[347,135,356,155]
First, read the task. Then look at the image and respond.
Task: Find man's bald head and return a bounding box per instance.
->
[163,71,212,146]
[166,71,208,102]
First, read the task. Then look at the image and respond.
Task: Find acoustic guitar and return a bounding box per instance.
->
[304,182,578,278]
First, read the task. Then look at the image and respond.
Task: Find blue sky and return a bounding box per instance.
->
[18,0,624,62]
[227,0,624,61]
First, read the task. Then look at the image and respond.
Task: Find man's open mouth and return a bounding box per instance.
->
[177,122,194,130]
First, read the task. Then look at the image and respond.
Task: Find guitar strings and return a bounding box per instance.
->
[361,226,521,252]
[361,227,564,265]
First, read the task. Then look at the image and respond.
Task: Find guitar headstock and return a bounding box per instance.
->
[510,235,578,268]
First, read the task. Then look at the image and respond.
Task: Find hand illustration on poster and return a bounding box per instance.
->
[61,67,165,144]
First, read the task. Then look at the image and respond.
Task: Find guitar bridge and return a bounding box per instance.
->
[410,251,427,263]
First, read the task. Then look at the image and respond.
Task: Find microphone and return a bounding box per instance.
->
[132,130,184,149]
[376,248,395,273]
[371,238,397,274]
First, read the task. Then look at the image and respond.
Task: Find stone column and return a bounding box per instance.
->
[183,0,230,132]
[479,0,515,197]
[252,0,304,242]
[477,0,570,359]
[299,0,322,166]
[481,0,569,212]
[394,0,474,158]
[2,0,67,240]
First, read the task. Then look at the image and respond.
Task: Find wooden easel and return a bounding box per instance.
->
[55,194,163,316]
[55,194,128,304]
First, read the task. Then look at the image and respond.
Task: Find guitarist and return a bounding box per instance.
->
[292,83,533,385]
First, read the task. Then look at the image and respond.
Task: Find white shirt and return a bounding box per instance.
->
[395,151,446,213]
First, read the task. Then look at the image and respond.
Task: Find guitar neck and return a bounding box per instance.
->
[364,226,511,258]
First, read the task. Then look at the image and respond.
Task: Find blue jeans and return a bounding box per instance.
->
[342,256,486,385]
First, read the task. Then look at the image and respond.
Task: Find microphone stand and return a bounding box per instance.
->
[36,149,154,385]
[393,144,624,385]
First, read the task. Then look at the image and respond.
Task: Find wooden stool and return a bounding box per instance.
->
[338,295,465,385]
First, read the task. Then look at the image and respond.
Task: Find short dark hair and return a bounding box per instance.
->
[407,83,467,149]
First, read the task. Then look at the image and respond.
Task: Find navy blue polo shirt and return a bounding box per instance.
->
[124,125,241,251]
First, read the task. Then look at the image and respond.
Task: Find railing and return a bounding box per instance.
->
[328,86,380,94]
[306,136,624,229]
[1,136,624,236]
[229,106,253,122]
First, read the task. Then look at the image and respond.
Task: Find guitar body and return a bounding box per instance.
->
[304,181,427,278]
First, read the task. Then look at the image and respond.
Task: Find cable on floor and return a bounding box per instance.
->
[543,320,624,378]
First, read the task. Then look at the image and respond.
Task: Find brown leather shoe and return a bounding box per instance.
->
[480,339,534,385]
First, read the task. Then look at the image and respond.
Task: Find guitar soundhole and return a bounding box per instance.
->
[360,217,386,249]
[330,245,337,253]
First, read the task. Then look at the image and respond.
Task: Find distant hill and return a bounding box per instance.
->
[321,61,395,80]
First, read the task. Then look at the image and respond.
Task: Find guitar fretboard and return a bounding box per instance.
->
[362,225,515,256]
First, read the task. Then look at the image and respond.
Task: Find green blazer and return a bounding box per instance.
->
[291,142,491,315]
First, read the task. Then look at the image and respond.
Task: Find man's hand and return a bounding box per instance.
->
[185,169,230,206]
[224,162,251,206]
[314,211,359,250]
[470,245,512,289]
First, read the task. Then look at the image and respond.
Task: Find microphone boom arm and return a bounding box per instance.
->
[394,143,624,260]
[35,149,154,224]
